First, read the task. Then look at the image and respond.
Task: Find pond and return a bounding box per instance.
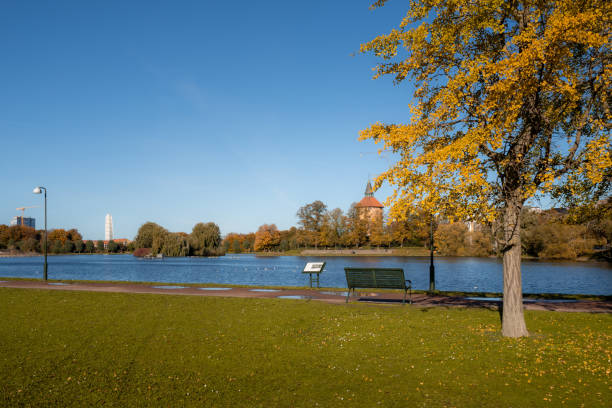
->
[0,254,610,295]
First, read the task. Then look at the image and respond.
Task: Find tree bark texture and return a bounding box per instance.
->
[501,198,529,338]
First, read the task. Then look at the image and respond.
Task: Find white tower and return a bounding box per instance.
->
[105,214,113,241]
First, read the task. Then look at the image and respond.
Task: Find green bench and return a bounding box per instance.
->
[344,267,412,304]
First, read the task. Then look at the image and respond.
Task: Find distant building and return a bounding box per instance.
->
[526,206,543,213]
[105,214,113,241]
[103,238,130,249]
[10,216,35,229]
[355,181,384,230]
[82,238,130,250]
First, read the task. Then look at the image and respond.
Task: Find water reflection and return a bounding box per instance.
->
[277,295,311,300]
[249,289,280,292]
[198,287,232,291]
[465,297,578,303]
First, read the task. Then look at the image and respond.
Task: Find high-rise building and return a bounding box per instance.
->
[105,214,113,241]
[10,216,36,229]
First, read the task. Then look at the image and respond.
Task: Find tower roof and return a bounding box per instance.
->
[365,180,374,197]
[355,196,384,208]
[355,180,385,208]
[357,180,383,208]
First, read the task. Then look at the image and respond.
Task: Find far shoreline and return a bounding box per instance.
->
[2,249,609,263]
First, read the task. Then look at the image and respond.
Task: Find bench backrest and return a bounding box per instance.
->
[344,267,406,289]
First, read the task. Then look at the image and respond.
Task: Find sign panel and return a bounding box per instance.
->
[303,262,325,273]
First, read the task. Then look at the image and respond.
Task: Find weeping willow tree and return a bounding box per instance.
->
[360,0,611,337]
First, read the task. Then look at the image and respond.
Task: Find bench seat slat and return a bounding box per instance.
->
[344,267,412,304]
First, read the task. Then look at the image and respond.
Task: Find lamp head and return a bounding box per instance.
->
[33,187,42,194]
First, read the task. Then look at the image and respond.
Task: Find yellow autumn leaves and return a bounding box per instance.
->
[359,0,611,223]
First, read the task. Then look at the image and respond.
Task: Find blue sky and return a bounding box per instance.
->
[0,0,417,240]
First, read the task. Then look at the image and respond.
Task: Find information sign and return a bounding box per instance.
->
[303,262,325,273]
[302,262,326,288]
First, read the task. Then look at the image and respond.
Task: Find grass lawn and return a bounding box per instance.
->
[0,288,609,407]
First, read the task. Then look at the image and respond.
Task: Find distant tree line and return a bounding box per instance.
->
[133,221,224,257]
[221,199,612,260]
[0,225,129,254]
[520,202,612,260]
[223,200,433,253]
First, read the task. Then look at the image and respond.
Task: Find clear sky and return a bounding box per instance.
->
[1,0,417,240]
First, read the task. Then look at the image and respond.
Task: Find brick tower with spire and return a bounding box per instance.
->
[355,180,384,223]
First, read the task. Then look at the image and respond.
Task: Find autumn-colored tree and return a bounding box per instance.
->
[254,224,281,251]
[522,209,595,258]
[318,222,336,248]
[48,229,68,244]
[283,227,300,250]
[388,208,431,248]
[436,223,470,256]
[368,213,388,248]
[224,232,258,253]
[0,225,8,249]
[223,233,244,253]
[343,204,369,248]
[246,233,256,251]
[231,239,242,253]
[468,229,494,257]
[294,228,312,248]
[327,208,346,247]
[20,237,39,253]
[297,201,328,231]
[67,229,82,242]
[297,201,328,248]
[360,0,610,337]
[5,225,37,243]
[566,197,612,246]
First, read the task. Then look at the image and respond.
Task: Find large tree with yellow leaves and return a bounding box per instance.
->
[360,0,611,337]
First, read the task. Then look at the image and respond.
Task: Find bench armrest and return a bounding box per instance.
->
[405,279,412,288]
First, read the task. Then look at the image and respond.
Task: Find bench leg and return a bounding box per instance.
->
[346,289,351,303]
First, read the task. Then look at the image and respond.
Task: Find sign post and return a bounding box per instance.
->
[302,262,326,288]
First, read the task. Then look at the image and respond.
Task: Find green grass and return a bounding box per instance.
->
[0,288,609,407]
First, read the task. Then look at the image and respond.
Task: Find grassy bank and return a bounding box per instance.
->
[0,288,609,407]
[1,277,609,300]
[0,276,612,301]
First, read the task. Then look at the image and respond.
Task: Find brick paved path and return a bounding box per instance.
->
[0,280,610,313]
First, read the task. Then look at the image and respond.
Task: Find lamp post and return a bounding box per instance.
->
[429,214,436,292]
[33,186,47,280]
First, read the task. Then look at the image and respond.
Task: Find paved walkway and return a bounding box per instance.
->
[0,280,610,313]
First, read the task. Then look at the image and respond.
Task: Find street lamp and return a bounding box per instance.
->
[33,186,47,280]
[429,214,436,292]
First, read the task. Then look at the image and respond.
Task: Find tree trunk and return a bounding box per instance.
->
[501,198,529,338]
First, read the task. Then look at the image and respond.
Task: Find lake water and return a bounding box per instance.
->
[0,254,610,295]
